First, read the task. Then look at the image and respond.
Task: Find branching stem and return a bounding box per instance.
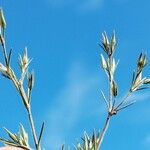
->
[1,37,40,150]
[115,92,131,110]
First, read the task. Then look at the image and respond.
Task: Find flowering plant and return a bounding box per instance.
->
[0,8,150,150]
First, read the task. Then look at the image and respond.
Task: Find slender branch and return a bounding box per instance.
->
[28,108,39,150]
[108,56,113,110]
[1,37,40,150]
[100,90,109,109]
[16,81,39,150]
[112,97,116,109]
[115,92,131,110]
[14,78,39,150]
[97,114,111,149]
[116,100,136,112]
[97,56,113,149]
[1,36,8,66]
[12,72,39,150]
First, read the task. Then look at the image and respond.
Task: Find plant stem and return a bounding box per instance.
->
[97,114,111,149]
[18,84,40,150]
[1,38,40,150]
[108,56,113,110]
[14,78,40,150]
[98,56,112,149]
[28,108,39,150]
[16,83,40,150]
[1,36,8,66]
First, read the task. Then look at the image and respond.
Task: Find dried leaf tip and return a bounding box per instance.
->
[0,63,7,72]
[101,31,110,55]
[27,71,35,91]
[111,30,117,52]
[0,63,10,78]
[100,54,107,69]
[112,81,118,97]
[0,8,6,36]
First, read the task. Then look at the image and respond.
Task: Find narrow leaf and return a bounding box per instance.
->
[117,101,136,112]
[38,122,45,147]
[7,49,12,67]
[100,90,109,109]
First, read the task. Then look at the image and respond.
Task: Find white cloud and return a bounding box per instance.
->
[43,62,101,149]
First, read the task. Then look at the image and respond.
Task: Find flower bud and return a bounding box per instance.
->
[18,47,32,73]
[112,80,118,97]
[144,78,150,84]
[0,63,7,73]
[23,47,29,66]
[100,54,107,69]
[4,128,18,143]
[111,31,117,53]
[27,71,34,91]
[137,53,147,70]
[0,8,6,36]
[101,32,110,54]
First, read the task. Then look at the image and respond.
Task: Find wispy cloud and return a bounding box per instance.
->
[42,61,150,149]
[142,134,150,150]
[46,0,104,12]
[43,62,101,149]
[116,91,150,105]
[144,135,150,145]
[78,0,104,12]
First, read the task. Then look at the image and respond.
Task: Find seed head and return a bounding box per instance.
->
[137,53,147,70]
[18,47,32,73]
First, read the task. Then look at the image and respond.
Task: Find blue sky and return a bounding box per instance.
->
[0,0,150,150]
